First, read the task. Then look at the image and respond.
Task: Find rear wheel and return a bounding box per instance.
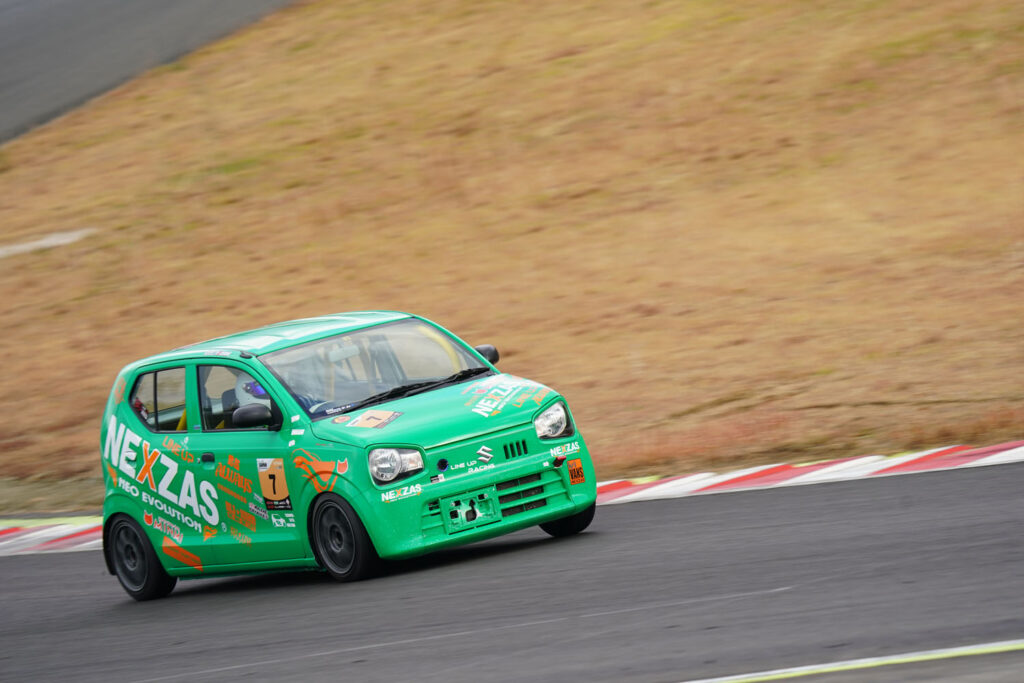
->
[540,502,596,538]
[310,494,379,582]
[107,515,176,601]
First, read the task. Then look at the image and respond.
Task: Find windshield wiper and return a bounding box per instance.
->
[330,368,494,416]
[399,367,493,398]
[333,368,493,415]
[333,381,438,415]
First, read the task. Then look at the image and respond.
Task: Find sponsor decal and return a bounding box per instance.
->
[291,429,305,436]
[103,416,219,526]
[202,350,232,357]
[215,461,253,494]
[549,441,581,458]
[203,525,218,542]
[249,502,269,520]
[161,536,203,572]
[568,458,586,485]
[257,458,292,510]
[381,483,422,503]
[464,379,523,418]
[142,491,202,533]
[293,450,348,494]
[225,500,257,531]
[271,512,296,528]
[511,386,550,409]
[469,463,495,474]
[331,415,351,424]
[430,474,446,484]
[347,410,402,429]
[106,463,118,485]
[230,526,252,545]
[161,435,195,464]
[217,482,248,504]
[291,414,301,423]
[144,510,184,544]
[476,446,494,463]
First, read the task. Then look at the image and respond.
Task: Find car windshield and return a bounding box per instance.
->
[260,319,491,420]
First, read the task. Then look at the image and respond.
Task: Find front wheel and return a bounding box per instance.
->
[107,515,176,601]
[310,494,379,582]
[540,502,596,538]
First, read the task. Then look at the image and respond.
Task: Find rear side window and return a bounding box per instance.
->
[129,367,187,432]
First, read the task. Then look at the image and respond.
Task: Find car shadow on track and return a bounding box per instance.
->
[168,531,602,599]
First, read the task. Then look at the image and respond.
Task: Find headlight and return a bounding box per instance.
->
[534,402,573,439]
[368,448,424,483]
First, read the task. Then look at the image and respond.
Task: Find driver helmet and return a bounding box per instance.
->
[236,374,271,409]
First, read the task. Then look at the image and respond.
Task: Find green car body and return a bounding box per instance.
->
[101,312,596,598]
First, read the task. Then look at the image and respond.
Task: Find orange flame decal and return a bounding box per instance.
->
[293,449,347,493]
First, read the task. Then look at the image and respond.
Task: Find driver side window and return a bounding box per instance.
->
[198,365,276,431]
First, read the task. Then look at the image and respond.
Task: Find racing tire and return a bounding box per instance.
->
[540,502,596,538]
[107,515,177,601]
[310,494,379,582]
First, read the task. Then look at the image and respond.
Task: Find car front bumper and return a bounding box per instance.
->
[365,431,597,559]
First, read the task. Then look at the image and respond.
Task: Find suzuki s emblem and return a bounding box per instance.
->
[476,446,494,463]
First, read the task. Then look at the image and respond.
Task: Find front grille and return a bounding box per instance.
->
[495,472,541,491]
[502,498,547,517]
[498,485,544,505]
[503,439,529,460]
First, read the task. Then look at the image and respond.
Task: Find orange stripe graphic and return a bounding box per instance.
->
[161,536,203,572]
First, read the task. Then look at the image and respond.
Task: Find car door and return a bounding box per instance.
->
[186,361,306,567]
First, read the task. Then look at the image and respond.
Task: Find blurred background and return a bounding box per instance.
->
[0,0,1021,511]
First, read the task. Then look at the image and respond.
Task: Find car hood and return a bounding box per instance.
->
[309,374,556,449]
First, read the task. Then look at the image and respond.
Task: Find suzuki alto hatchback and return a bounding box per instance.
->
[101,312,597,600]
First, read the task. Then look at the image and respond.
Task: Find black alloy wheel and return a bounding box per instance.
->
[310,494,379,582]
[107,515,176,601]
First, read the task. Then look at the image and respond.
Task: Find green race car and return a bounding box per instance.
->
[101,312,597,600]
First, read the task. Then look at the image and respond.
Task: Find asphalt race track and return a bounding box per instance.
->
[0,0,294,142]
[3,464,1023,682]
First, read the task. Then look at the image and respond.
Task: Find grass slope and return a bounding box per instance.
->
[0,0,1021,499]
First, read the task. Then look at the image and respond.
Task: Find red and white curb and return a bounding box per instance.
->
[2,439,1022,557]
[596,440,1024,505]
[0,517,103,556]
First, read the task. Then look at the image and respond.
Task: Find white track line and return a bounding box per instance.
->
[678,638,1024,682]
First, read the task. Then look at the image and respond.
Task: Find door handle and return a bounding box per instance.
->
[201,452,215,463]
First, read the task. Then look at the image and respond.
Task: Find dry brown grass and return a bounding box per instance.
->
[1,0,1022,499]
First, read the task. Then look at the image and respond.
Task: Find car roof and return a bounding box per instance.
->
[129,311,413,368]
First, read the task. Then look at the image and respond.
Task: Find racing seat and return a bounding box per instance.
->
[220,389,238,429]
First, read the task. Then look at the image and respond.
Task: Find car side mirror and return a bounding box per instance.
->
[474,344,499,365]
[233,403,277,430]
